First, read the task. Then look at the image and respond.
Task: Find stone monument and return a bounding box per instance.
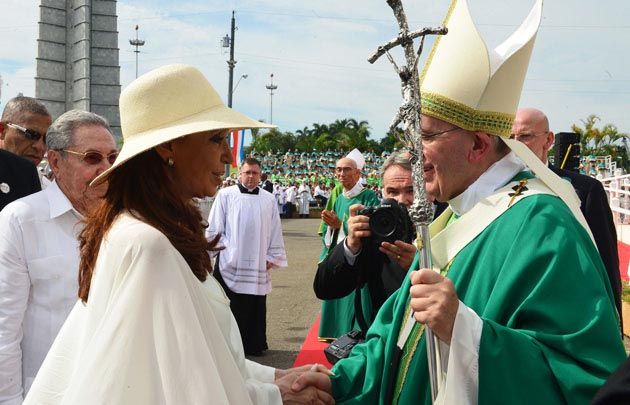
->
[36,0,121,138]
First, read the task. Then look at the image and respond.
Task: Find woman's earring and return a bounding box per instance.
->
[167,157,174,166]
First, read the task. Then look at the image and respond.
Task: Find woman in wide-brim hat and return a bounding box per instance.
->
[24,64,333,405]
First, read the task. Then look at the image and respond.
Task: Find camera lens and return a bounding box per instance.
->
[370,209,397,238]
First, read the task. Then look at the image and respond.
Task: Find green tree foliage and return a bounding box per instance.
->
[379,127,406,151]
[250,128,296,153]
[249,118,397,154]
[571,114,630,171]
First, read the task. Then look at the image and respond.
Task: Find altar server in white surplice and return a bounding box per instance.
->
[207,157,287,356]
[297,182,312,218]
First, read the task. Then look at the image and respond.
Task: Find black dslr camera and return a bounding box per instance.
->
[357,199,412,246]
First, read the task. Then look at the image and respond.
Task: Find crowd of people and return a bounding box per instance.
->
[220,167,383,220]
[1,0,629,403]
[251,149,386,189]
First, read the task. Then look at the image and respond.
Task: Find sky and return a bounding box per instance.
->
[1,0,629,145]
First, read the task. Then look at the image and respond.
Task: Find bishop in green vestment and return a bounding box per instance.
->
[289,2,626,401]
[329,172,625,404]
[317,154,380,340]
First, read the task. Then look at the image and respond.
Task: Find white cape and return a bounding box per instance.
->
[25,213,280,405]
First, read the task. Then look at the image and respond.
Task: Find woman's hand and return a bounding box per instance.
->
[275,366,335,405]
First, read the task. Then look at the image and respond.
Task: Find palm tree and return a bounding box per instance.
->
[311,123,330,138]
[572,114,630,171]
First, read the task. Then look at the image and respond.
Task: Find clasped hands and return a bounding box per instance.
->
[275,364,334,404]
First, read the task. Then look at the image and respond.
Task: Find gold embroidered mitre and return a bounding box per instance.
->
[418,0,594,241]
[420,0,543,137]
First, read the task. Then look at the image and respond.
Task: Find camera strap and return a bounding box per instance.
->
[353,286,369,334]
[330,228,340,248]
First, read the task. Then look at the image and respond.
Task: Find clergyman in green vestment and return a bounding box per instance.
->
[292,0,626,403]
[318,150,380,340]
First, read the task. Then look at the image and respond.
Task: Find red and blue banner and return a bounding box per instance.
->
[230,129,245,168]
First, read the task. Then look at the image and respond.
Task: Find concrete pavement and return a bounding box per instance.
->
[248,218,324,370]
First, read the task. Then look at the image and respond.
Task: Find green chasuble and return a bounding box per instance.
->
[330,192,625,404]
[318,188,380,340]
[318,183,343,236]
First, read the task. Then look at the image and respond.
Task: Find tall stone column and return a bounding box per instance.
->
[36,0,121,139]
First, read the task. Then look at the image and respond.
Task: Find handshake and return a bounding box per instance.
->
[275,363,335,404]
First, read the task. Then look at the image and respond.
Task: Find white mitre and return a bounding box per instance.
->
[346,148,365,170]
[419,0,585,222]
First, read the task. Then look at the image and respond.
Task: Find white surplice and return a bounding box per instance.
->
[206,185,287,296]
[24,213,281,405]
[297,184,311,215]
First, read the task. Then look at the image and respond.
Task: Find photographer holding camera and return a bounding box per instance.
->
[314,150,445,337]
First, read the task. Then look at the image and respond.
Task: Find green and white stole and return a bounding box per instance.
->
[392,176,560,404]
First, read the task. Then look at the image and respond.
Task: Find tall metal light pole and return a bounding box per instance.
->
[129,25,145,78]
[265,73,278,124]
[223,11,237,108]
[221,12,238,177]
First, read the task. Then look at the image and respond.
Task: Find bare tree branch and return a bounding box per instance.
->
[368,27,447,64]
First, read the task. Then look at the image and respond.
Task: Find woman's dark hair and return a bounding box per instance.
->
[78,148,218,302]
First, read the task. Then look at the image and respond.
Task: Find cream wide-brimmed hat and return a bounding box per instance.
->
[91,64,273,185]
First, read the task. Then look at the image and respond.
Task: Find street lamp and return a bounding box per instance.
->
[222,11,237,108]
[233,74,248,94]
[265,73,278,125]
[129,25,146,79]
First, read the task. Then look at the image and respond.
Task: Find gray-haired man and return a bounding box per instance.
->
[0,110,117,403]
[314,150,445,332]
[0,96,52,167]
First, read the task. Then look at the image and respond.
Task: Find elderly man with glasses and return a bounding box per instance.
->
[317,149,380,341]
[0,98,52,207]
[512,107,621,329]
[0,109,117,404]
[315,150,447,349]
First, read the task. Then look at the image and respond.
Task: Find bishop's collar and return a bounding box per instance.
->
[448,152,525,216]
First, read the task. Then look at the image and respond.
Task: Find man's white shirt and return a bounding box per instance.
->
[0,181,82,404]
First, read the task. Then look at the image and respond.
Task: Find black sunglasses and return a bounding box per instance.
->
[62,149,118,165]
[6,123,46,142]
